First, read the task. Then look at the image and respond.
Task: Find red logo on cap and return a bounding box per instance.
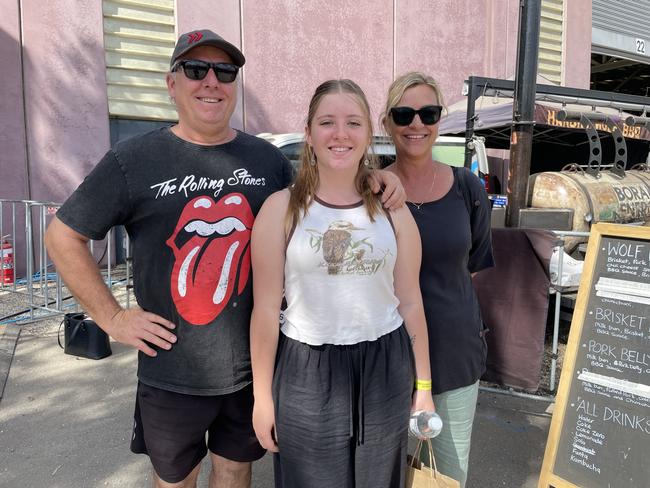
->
[188,32,203,44]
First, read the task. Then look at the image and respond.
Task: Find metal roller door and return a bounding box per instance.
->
[592,0,650,63]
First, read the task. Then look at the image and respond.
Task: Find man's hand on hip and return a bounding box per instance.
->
[107,309,177,357]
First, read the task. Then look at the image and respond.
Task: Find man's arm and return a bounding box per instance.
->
[368,169,406,210]
[45,217,176,357]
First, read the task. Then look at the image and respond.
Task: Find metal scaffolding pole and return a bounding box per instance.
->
[506,0,542,227]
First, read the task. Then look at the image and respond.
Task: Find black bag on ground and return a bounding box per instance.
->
[57,312,112,360]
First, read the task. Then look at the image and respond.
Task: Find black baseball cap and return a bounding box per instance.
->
[170,29,245,68]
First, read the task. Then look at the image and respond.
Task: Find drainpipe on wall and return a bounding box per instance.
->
[18,0,32,201]
[239,0,246,133]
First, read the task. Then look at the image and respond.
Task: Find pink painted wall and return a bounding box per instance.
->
[242,0,394,135]
[395,0,520,109]
[483,0,521,82]
[177,1,245,130]
[0,1,29,278]
[1,0,593,206]
[20,0,109,203]
[0,1,29,201]
[564,0,592,88]
[239,0,535,134]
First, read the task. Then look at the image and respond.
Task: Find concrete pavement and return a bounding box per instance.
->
[0,315,553,487]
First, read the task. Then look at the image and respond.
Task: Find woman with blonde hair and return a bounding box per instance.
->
[382,72,494,487]
[250,78,434,487]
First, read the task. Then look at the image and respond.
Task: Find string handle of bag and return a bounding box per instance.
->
[56,313,86,350]
[410,438,440,481]
[57,313,86,350]
[57,316,66,349]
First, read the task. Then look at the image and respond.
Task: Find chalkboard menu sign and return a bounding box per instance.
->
[539,223,650,488]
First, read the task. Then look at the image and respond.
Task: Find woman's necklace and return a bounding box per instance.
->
[410,164,438,210]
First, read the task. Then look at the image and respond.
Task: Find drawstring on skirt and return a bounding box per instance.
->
[345,345,366,445]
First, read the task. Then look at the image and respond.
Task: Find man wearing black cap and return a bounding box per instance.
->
[45,29,404,488]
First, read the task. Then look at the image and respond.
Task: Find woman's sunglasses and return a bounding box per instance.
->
[390,105,443,126]
[171,60,239,83]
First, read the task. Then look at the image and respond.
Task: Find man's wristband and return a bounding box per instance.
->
[415,379,432,391]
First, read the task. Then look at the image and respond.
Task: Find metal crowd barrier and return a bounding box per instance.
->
[1,197,590,397]
[0,199,131,324]
[548,230,591,392]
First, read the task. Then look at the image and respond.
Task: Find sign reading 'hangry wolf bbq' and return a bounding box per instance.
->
[540,105,650,141]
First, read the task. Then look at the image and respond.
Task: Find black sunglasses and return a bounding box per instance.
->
[390,105,443,126]
[171,60,239,83]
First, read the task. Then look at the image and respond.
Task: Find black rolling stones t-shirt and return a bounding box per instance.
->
[57,128,293,395]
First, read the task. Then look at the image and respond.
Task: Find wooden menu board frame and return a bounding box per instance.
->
[538,223,650,488]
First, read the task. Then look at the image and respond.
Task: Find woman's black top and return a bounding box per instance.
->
[407,166,494,394]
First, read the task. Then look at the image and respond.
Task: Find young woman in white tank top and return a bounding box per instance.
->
[250,79,435,488]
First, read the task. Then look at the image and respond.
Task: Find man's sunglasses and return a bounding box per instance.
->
[390,105,443,126]
[171,60,239,83]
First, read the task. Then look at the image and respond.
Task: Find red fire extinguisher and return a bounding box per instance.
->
[1,237,14,285]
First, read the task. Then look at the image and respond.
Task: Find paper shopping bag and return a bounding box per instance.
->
[406,439,460,488]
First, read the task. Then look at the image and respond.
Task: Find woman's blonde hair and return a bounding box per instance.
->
[381,72,446,131]
[287,79,382,230]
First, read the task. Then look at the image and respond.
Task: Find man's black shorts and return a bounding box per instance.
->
[131,382,265,483]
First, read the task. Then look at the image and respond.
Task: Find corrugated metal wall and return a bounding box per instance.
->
[592,0,650,62]
[538,0,564,84]
[593,0,650,40]
[103,0,177,121]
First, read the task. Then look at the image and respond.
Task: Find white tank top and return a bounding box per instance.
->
[282,196,403,345]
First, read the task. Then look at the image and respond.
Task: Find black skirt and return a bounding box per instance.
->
[272,324,414,488]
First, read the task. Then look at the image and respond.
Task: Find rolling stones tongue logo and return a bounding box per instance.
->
[166,193,253,325]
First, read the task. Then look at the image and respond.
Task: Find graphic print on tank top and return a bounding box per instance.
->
[166,193,253,325]
[306,219,391,275]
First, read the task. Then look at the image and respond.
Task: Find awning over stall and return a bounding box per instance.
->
[440,95,650,148]
[439,86,650,173]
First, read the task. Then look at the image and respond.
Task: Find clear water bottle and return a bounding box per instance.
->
[408,410,443,438]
